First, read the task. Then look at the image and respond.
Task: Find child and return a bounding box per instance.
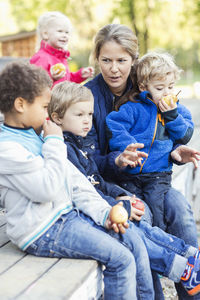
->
[48,80,200,296]
[30,11,94,87]
[106,51,194,231]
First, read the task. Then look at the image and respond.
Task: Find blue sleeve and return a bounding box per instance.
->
[163,104,194,144]
[66,144,89,177]
[88,124,121,177]
[106,104,137,152]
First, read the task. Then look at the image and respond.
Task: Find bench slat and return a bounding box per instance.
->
[0,254,59,299]
[16,259,102,300]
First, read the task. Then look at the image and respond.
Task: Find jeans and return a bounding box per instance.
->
[26,209,154,300]
[165,188,199,300]
[26,209,198,299]
[121,178,199,299]
[120,172,171,231]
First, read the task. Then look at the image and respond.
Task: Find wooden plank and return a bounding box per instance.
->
[0,224,9,246]
[0,242,26,274]
[16,259,102,300]
[0,254,59,299]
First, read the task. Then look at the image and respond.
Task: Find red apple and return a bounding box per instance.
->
[131,198,145,212]
[110,205,128,224]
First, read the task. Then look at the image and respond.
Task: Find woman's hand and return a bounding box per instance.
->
[115,143,148,168]
[171,145,200,169]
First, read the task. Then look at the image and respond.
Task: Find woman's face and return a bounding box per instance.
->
[98,41,134,96]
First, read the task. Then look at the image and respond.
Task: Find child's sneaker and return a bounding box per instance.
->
[194,247,200,260]
[181,256,200,296]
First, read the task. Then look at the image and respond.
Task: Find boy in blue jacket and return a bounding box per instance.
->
[48,79,200,296]
[106,51,194,231]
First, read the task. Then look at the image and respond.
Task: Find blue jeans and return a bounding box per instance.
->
[165,188,199,300]
[26,209,154,300]
[121,178,199,299]
[26,209,197,299]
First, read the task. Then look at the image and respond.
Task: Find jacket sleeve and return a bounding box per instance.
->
[106,104,137,152]
[88,124,121,177]
[69,68,85,84]
[162,103,194,144]
[1,136,68,203]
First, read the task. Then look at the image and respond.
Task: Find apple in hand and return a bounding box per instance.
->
[131,198,145,212]
[110,204,128,224]
[162,94,178,106]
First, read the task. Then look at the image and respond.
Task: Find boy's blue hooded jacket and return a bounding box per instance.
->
[106,91,194,174]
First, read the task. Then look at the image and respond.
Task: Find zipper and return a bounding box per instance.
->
[139,102,159,173]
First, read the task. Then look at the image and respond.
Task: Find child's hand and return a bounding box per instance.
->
[115,143,148,168]
[129,195,145,221]
[43,119,63,138]
[105,202,129,234]
[50,64,66,80]
[81,66,94,79]
[159,95,177,112]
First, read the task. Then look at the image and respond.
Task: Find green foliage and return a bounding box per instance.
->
[7,0,200,81]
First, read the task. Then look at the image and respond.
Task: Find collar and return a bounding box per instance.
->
[138,91,156,105]
[40,40,70,59]
[63,131,95,150]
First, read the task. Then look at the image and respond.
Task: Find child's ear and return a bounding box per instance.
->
[51,112,62,125]
[138,83,146,92]
[14,97,26,113]
[42,30,49,41]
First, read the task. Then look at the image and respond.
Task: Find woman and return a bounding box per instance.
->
[85,23,200,300]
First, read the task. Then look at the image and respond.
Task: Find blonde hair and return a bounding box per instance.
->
[91,24,139,63]
[136,51,182,87]
[48,81,94,120]
[115,51,182,111]
[36,11,72,50]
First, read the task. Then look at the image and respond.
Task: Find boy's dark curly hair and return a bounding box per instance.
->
[0,60,52,113]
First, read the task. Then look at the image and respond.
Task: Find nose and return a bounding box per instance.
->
[110,61,118,73]
[83,116,90,123]
[163,88,169,96]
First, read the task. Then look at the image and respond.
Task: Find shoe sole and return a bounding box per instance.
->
[187,284,200,296]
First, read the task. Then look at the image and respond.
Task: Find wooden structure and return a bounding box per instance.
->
[0,31,36,58]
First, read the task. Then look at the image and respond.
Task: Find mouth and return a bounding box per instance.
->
[109,76,121,82]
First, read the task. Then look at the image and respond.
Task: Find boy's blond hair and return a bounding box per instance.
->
[48,81,93,120]
[136,52,182,89]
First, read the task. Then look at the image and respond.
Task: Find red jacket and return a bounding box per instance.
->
[30,41,84,86]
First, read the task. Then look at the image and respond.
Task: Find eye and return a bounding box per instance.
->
[102,58,110,63]
[169,86,174,89]
[118,59,126,63]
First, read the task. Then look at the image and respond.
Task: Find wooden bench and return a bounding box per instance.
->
[0,97,199,299]
[0,209,103,300]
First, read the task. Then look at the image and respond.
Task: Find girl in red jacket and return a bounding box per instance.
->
[30,11,94,86]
